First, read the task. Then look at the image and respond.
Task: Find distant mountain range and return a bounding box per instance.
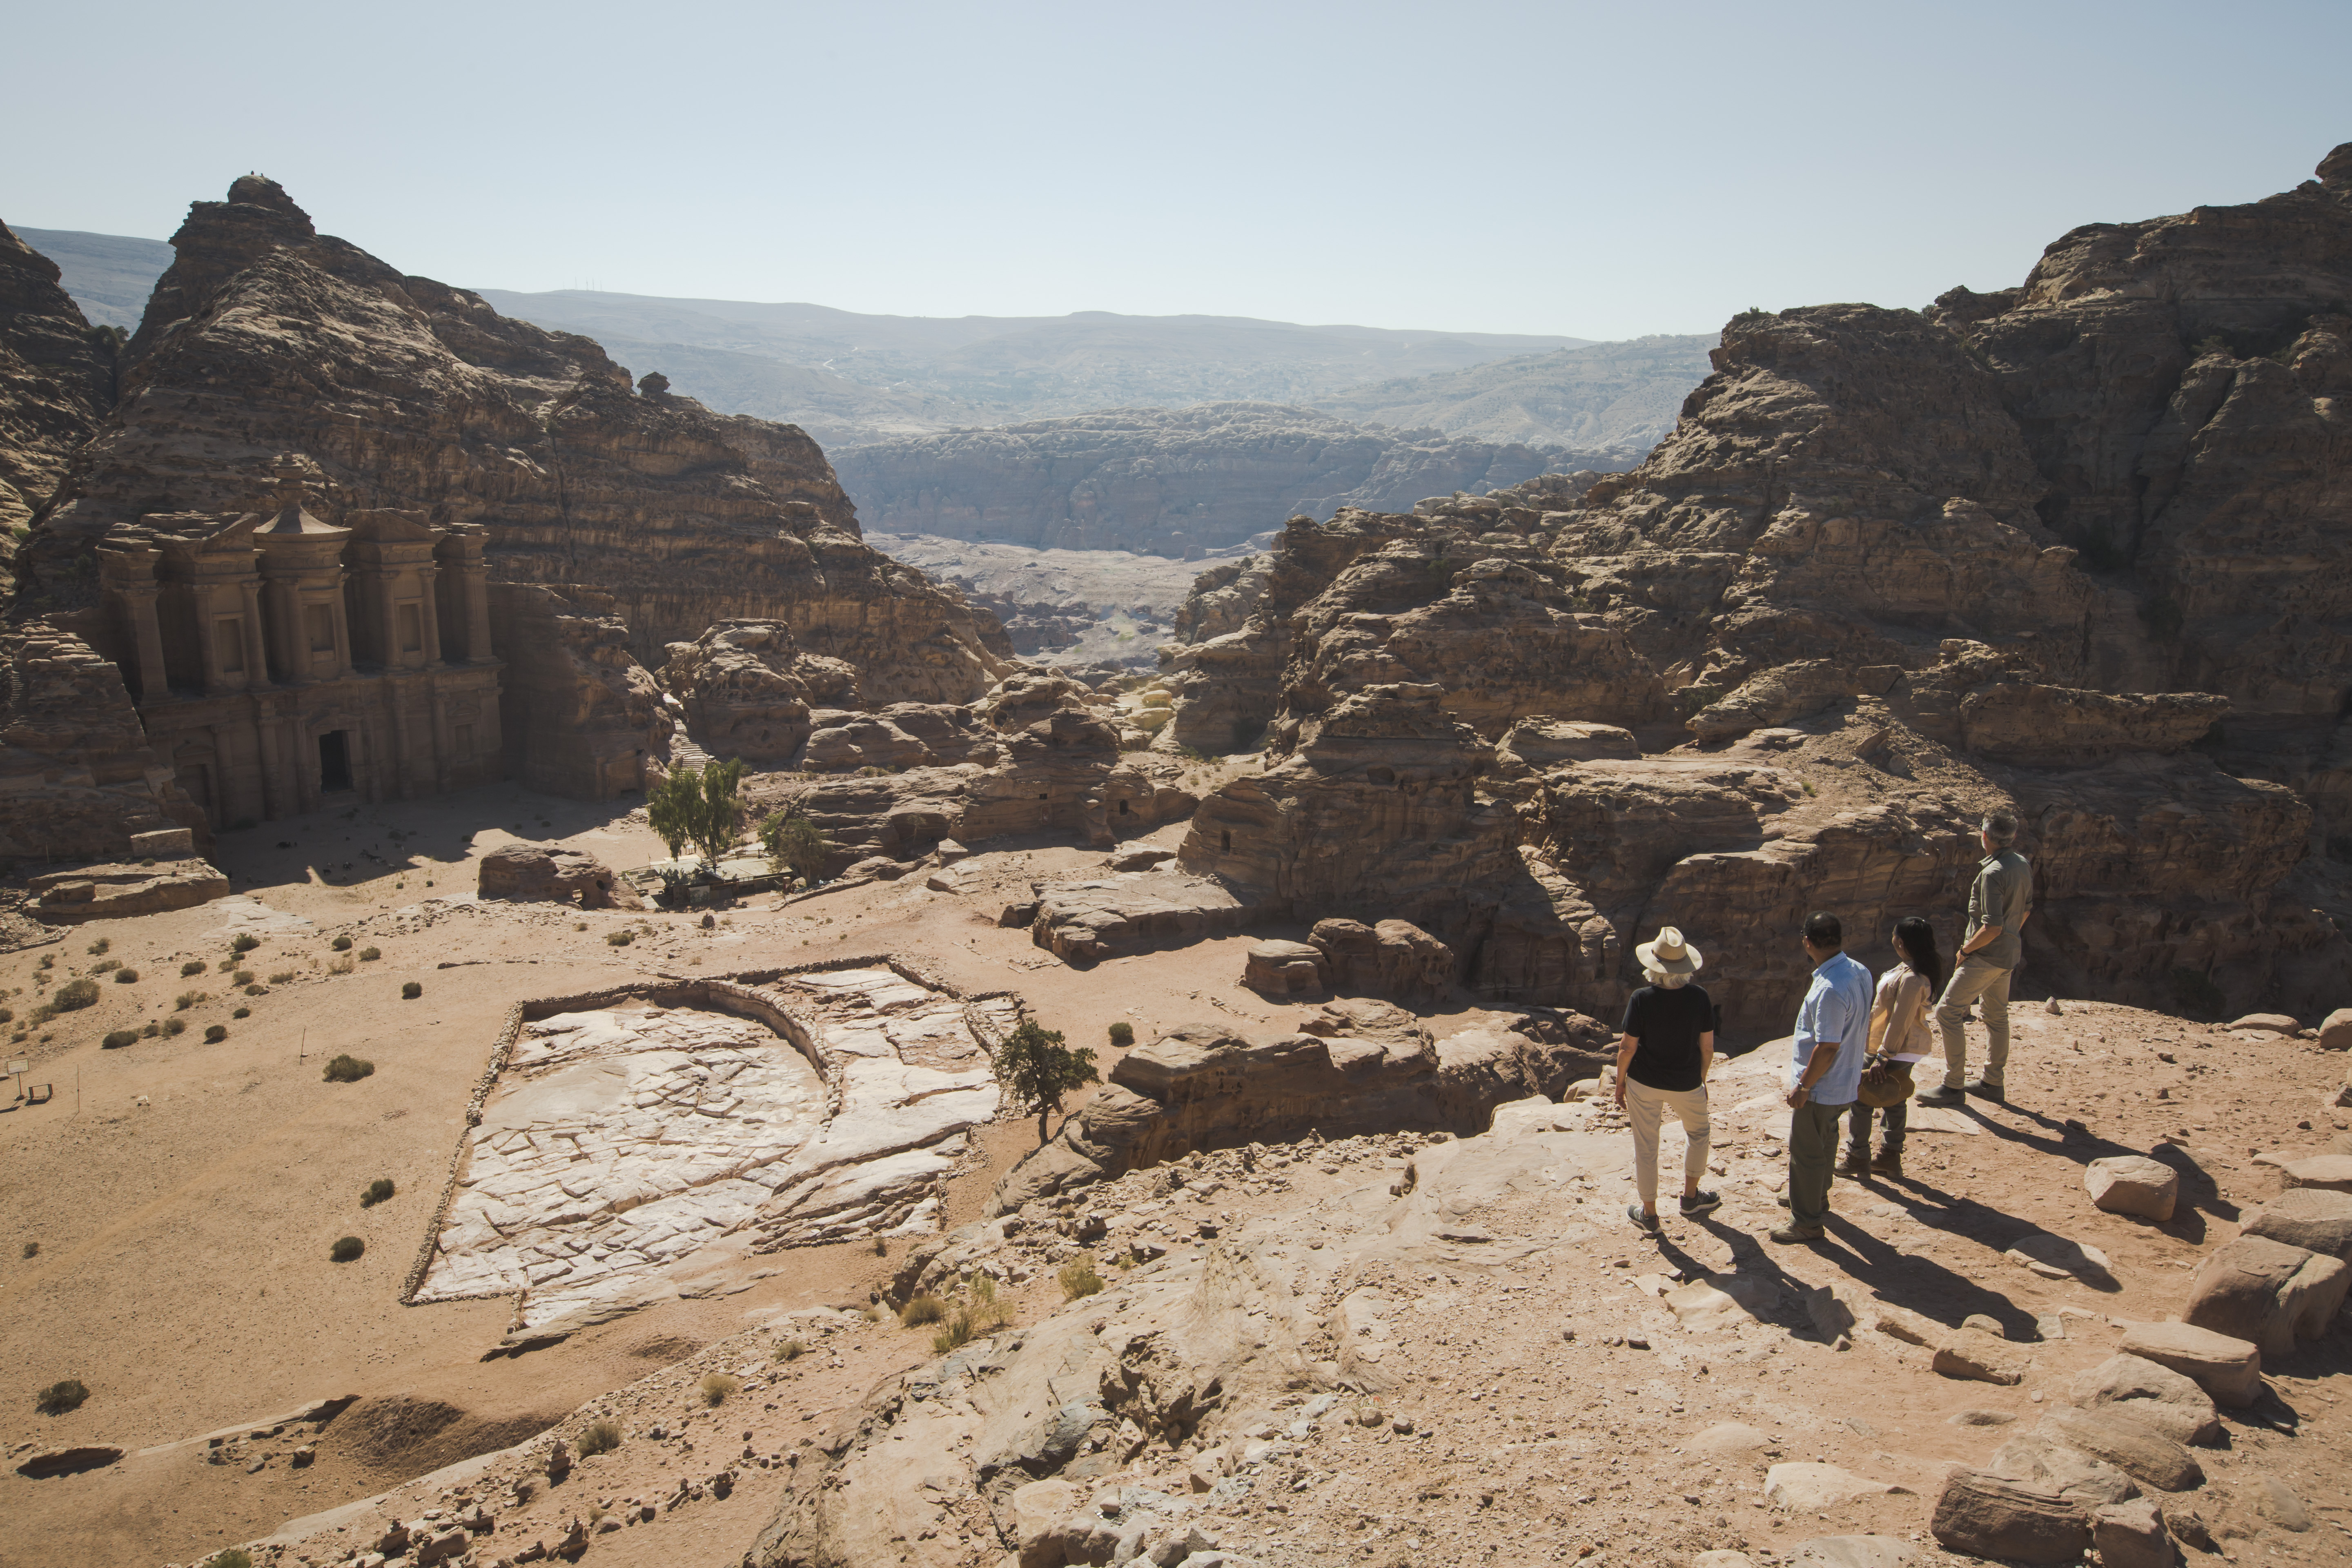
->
[15,227,173,331]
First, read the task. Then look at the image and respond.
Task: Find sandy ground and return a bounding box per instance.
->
[2,778,2350,1568]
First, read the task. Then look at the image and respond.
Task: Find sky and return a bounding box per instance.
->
[9,0,2349,340]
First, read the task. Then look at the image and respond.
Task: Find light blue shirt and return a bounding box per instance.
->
[1790,950,1872,1107]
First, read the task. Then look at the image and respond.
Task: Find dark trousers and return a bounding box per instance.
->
[1788,1100,1844,1230]
[1844,1097,1907,1156]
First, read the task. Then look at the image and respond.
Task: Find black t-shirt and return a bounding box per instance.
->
[1621,984,1714,1092]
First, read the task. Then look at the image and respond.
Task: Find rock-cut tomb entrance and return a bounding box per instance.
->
[413,964,1011,1327]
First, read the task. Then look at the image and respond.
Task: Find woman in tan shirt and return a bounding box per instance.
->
[1844,915,1941,1181]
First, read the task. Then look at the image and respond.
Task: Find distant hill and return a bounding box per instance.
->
[1310,334,1717,459]
[15,227,173,330]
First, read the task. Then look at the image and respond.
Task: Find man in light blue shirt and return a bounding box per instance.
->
[1773,911,1873,1243]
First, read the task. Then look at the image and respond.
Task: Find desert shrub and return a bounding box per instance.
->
[323,1054,375,1082]
[0,1008,12,1025]
[102,1030,137,1049]
[92,958,120,973]
[900,1293,947,1327]
[231,933,259,953]
[206,1551,255,1568]
[232,1006,251,1019]
[401,981,422,999]
[35,1378,89,1415]
[774,1339,806,1362]
[53,978,99,1012]
[203,1025,228,1043]
[86,938,110,956]
[113,967,138,983]
[141,1021,159,1038]
[361,1178,395,1207]
[162,1016,186,1037]
[20,1241,35,1258]
[329,1236,364,1263]
[242,985,264,998]
[576,1419,622,1456]
[217,958,237,972]
[329,955,355,974]
[181,960,206,977]
[605,931,633,947]
[269,970,295,984]
[175,989,204,1009]
[1059,1257,1106,1301]
[760,809,835,882]
[699,1372,739,1406]
[233,970,255,986]
[929,1278,1010,1354]
[359,946,381,961]
[331,935,353,951]
[1107,1021,1134,1048]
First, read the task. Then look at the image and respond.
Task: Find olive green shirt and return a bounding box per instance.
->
[1966,849,2032,969]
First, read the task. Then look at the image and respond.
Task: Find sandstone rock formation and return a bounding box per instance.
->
[475,841,641,909]
[659,619,859,765]
[489,584,674,800]
[1141,146,2352,1024]
[0,221,114,548]
[0,621,206,862]
[831,403,1577,557]
[28,856,227,922]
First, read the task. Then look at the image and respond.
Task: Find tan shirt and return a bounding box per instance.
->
[1868,964,1933,1061]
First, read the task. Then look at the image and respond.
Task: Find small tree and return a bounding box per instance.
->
[647,757,749,865]
[646,765,701,861]
[693,757,747,864]
[993,1020,1099,1145]
[760,809,833,884]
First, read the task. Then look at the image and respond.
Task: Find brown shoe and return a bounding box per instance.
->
[1770,1223,1826,1244]
[1871,1150,1903,1179]
[1840,1152,1870,1180]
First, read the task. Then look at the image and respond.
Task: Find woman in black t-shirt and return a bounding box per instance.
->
[1614,925,1719,1232]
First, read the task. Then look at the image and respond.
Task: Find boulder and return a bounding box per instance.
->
[2085,1155,2179,1221]
[2250,1474,2311,1532]
[29,858,230,924]
[1933,1327,2026,1386]
[2068,1353,2219,1444]
[2181,1234,2352,1354]
[1496,719,1640,768]
[1762,1462,1904,1509]
[2035,1408,2203,1492]
[2089,1497,2175,1568]
[1308,916,1456,998]
[1107,845,1174,872]
[477,842,644,909]
[2239,1187,2352,1261]
[1930,1470,2090,1564]
[1987,1433,2139,1505]
[2278,1153,2352,1193]
[1029,872,1250,962]
[2004,1230,2116,1287]
[2224,1013,2299,1035]
[2320,1007,2352,1051]
[2117,1321,2263,1408]
[1243,940,1327,997]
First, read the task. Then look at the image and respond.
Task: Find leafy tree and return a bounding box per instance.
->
[646,766,699,861]
[693,757,747,863]
[646,757,748,865]
[760,809,833,884]
[993,1020,1099,1145]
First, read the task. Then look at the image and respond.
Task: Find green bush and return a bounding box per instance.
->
[102,1030,137,1049]
[329,1236,364,1263]
[86,938,110,956]
[576,1419,622,1456]
[1107,1021,1134,1048]
[141,1021,160,1038]
[175,989,205,1010]
[181,960,206,977]
[231,933,259,953]
[35,1378,89,1415]
[361,1178,395,1207]
[206,1551,256,1568]
[233,970,255,986]
[1059,1257,1106,1301]
[899,1293,947,1327]
[606,930,632,946]
[699,1372,739,1406]
[359,946,381,961]
[332,935,353,951]
[232,1006,251,1019]
[112,967,138,983]
[203,1024,228,1043]
[774,1339,806,1362]
[401,981,422,999]
[323,1054,375,1082]
[53,978,99,1012]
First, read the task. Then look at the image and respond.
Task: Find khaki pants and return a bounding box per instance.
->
[1934,957,2013,1089]
[1788,1100,1844,1230]
[1624,1077,1710,1210]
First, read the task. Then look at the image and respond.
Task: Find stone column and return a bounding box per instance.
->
[119,582,170,703]
[463,559,495,662]
[416,564,446,666]
[254,700,286,820]
[238,579,270,687]
[361,717,383,804]
[428,680,450,793]
[197,585,227,693]
[265,576,302,684]
[372,570,401,668]
[293,717,320,815]
[388,682,415,800]
[328,588,355,678]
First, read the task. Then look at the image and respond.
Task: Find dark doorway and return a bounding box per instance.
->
[319,731,354,793]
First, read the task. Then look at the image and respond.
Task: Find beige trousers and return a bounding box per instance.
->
[1934,957,2013,1089]
[1624,1077,1711,1210]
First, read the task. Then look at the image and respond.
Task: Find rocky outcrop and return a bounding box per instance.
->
[831,403,1575,557]
[0,221,114,547]
[0,621,206,863]
[660,619,859,765]
[476,841,641,909]
[29,857,227,922]
[489,584,674,800]
[1138,147,2352,1024]
[21,176,1011,699]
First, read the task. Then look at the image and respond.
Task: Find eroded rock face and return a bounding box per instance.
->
[661,620,859,765]
[0,221,113,543]
[489,584,674,800]
[22,176,1011,699]
[0,621,207,861]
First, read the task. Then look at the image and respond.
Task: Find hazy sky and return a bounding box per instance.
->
[11,0,2349,339]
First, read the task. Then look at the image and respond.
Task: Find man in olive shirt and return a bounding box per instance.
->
[1919,810,2032,1107]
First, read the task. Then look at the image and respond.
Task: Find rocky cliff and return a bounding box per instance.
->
[0,221,114,555]
[16,178,1011,698]
[1151,145,2352,1026]
[830,403,1577,557]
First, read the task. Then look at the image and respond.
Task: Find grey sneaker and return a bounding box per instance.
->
[1679,1190,1722,1216]
[1626,1203,1660,1233]
[1914,1084,1964,1108]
